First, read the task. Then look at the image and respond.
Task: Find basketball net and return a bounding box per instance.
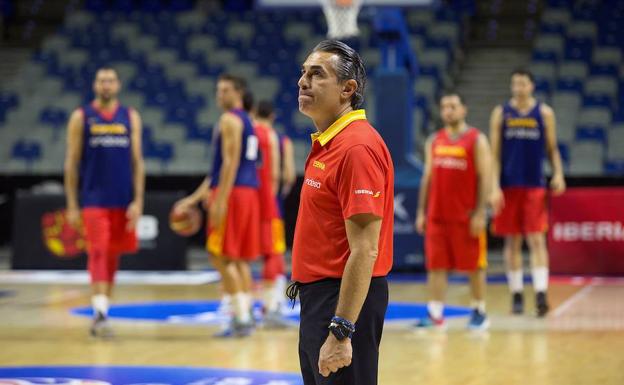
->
[321,0,362,40]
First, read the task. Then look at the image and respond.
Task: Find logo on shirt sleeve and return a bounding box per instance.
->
[354,189,381,198]
[305,178,321,189]
[313,160,326,170]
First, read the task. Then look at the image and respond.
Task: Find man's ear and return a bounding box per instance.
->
[341,79,358,100]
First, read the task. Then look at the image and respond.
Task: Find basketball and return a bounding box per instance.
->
[169,206,202,237]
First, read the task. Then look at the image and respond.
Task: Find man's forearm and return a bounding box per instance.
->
[491,160,501,190]
[215,158,239,202]
[334,250,377,324]
[416,177,429,215]
[64,166,79,209]
[133,159,145,203]
[549,149,564,177]
[475,173,488,213]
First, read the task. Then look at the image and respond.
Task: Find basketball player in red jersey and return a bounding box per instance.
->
[415,93,491,330]
[252,100,289,327]
[64,67,145,337]
[490,69,565,317]
[175,74,260,337]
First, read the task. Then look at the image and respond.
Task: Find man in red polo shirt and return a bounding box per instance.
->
[289,40,394,385]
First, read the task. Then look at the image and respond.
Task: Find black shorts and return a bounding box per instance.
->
[298,276,389,385]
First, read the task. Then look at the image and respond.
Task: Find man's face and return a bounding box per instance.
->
[93,69,120,102]
[440,95,466,126]
[511,74,534,99]
[298,51,344,118]
[216,80,241,110]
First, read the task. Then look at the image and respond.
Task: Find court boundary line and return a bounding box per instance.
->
[551,283,595,318]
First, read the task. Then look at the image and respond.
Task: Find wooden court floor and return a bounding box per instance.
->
[1,277,623,385]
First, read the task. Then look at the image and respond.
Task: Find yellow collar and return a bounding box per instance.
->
[311,109,367,146]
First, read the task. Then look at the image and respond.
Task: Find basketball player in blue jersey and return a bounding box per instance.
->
[64,67,145,337]
[489,69,566,317]
[175,74,261,337]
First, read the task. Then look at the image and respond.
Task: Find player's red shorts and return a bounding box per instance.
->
[82,207,138,283]
[261,196,287,255]
[261,215,286,280]
[206,186,260,260]
[425,221,487,272]
[492,187,548,235]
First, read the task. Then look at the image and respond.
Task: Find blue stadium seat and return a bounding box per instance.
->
[540,23,566,35]
[140,0,167,13]
[111,0,135,13]
[145,141,174,163]
[564,38,593,62]
[590,64,618,77]
[11,140,42,162]
[558,143,570,167]
[532,50,558,63]
[84,0,107,12]
[583,94,612,108]
[604,160,624,175]
[612,109,624,124]
[39,108,68,128]
[168,0,193,12]
[188,126,213,144]
[0,93,18,110]
[556,78,583,93]
[534,78,552,94]
[576,126,607,144]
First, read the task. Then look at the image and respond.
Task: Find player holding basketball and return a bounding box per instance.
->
[64,67,145,338]
[176,74,260,337]
[252,100,289,327]
[415,93,491,330]
[490,69,566,317]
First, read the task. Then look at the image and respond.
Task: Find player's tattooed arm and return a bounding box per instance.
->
[210,112,243,228]
[542,104,566,195]
[269,130,281,196]
[281,137,297,197]
[471,133,492,236]
[127,108,145,231]
[415,135,434,234]
[64,109,84,228]
[488,105,504,214]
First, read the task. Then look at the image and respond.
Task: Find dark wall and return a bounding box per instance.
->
[0,174,304,248]
[1,173,622,248]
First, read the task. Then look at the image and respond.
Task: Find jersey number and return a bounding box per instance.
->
[246,135,259,161]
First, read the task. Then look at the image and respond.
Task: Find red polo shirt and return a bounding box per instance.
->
[292,110,394,283]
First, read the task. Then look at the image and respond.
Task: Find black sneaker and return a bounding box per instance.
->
[512,292,524,315]
[90,312,113,338]
[536,291,549,318]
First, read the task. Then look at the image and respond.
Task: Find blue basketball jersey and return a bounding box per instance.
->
[209,109,259,189]
[500,101,546,187]
[79,104,134,208]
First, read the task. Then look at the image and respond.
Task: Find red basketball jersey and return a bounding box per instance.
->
[428,127,480,223]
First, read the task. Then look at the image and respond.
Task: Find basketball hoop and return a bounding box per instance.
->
[321,0,363,40]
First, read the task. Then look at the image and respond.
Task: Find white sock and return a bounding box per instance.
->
[219,294,232,314]
[507,270,524,293]
[234,293,251,323]
[265,275,287,314]
[427,301,444,320]
[471,300,486,314]
[91,294,109,317]
[532,267,549,292]
[264,285,280,314]
[275,275,287,301]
